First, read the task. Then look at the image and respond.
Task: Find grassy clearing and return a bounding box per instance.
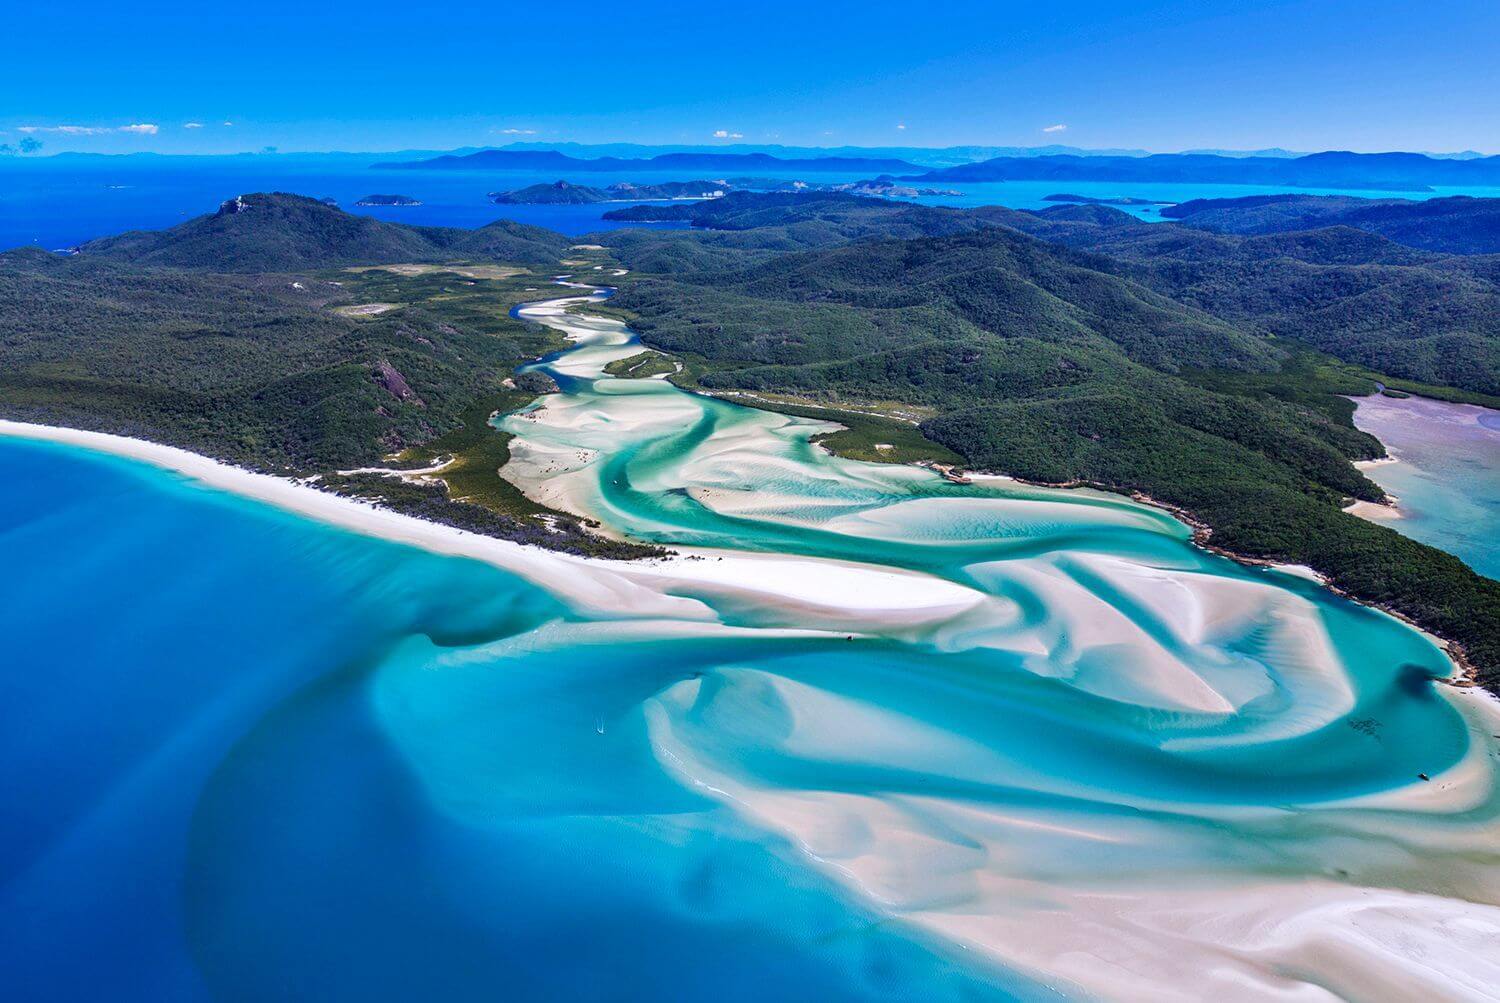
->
[604,351,679,378]
[333,302,403,318]
[343,262,524,280]
[810,415,965,466]
[705,391,962,466]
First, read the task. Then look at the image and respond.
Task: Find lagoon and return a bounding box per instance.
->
[3,285,1499,1000]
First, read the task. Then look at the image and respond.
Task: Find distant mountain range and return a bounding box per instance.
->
[914,151,1500,191]
[488,142,1486,164]
[374,147,1500,191]
[24,142,1497,173]
[487,141,1159,166]
[1160,193,1500,254]
[375,150,922,174]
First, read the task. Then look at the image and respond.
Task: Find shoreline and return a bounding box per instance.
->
[0,418,997,629]
[0,419,690,621]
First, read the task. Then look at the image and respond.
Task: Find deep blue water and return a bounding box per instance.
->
[5,154,1499,250]
[0,436,1027,1002]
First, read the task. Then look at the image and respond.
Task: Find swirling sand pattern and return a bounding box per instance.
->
[1,285,1497,1002]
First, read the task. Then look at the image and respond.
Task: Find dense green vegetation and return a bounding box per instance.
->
[0,247,555,469]
[921,202,1500,397]
[608,190,1500,397]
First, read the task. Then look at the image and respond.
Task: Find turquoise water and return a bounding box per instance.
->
[0,438,1019,1001]
[1349,394,1500,579]
[3,286,1499,999]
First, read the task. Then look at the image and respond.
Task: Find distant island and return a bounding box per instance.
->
[725,177,961,197]
[489,180,728,205]
[833,179,962,198]
[1042,193,1172,206]
[911,150,1500,191]
[489,177,959,206]
[375,149,921,174]
[367,147,1500,191]
[354,194,422,206]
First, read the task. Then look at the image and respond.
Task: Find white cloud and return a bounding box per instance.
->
[497,127,537,135]
[896,123,907,130]
[21,122,159,136]
[1042,123,1067,133]
[713,129,744,139]
[222,120,234,126]
[20,125,107,135]
[184,122,204,129]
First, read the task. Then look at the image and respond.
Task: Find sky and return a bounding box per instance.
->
[3,0,1498,156]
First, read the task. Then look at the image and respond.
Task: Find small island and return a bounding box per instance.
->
[1042,193,1171,206]
[835,179,962,198]
[354,194,423,207]
[720,176,960,197]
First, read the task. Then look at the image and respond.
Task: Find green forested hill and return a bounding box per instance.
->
[996,211,1500,395]
[603,192,1500,396]
[0,241,658,559]
[0,248,531,468]
[79,192,569,270]
[1162,194,1500,254]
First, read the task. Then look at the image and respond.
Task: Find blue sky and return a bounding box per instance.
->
[4,0,1498,155]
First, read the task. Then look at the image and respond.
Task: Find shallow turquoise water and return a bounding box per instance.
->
[0,438,1022,1001]
[3,289,1499,999]
[1349,394,1500,579]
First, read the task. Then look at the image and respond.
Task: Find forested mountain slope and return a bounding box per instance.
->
[79,193,570,270]
[1161,194,1500,254]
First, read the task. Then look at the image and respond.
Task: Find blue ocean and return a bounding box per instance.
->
[5,153,1498,251]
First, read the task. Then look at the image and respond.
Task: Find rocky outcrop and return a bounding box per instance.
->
[373,359,424,406]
